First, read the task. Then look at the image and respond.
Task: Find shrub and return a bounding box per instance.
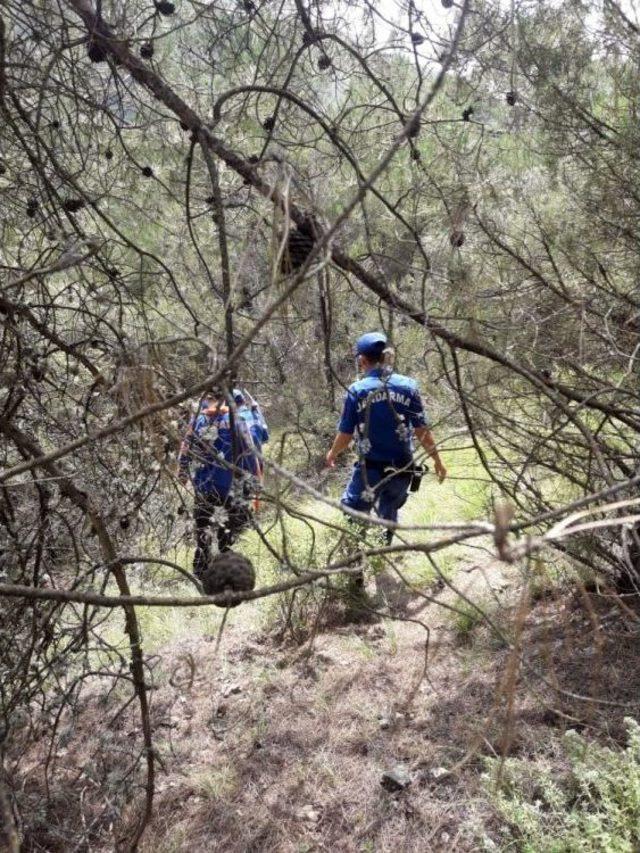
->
[482,718,640,852]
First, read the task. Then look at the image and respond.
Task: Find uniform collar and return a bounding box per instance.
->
[365,367,384,378]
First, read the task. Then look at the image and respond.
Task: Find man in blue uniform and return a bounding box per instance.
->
[233,389,269,454]
[178,392,260,578]
[326,332,447,549]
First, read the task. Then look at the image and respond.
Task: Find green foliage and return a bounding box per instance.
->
[400,444,492,586]
[483,719,640,852]
[450,595,486,643]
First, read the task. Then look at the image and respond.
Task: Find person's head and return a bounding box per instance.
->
[354,331,394,371]
[200,389,225,413]
[232,388,246,407]
[199,389,217,409]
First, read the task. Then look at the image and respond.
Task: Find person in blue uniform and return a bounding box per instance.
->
[178,392,260,578]
[326,332,447,545]
[232,389,269,454]
[232,388,269,509]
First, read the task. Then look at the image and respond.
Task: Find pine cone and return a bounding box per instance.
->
[201,552,256,606]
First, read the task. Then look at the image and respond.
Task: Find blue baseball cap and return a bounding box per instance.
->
[232,388,245,403]
[355,331,387,358]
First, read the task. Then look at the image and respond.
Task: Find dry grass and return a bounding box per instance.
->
[13,558,640,852]
[139,564,640,852]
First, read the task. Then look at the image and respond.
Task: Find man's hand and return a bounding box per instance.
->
[325,432,353,468]
[434,459,447,483]
[415,427,447,484]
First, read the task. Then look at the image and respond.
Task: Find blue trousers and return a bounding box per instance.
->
[341,462,411,527]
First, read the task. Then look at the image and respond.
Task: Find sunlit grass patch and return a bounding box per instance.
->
[395,443,491,584]
[246,441,492,607]
[189,763,239,801]
[99,563,230,655]
[101,596,224,655]
[100,438,492,651]
[243,497,340,574]
[133,595,225,651]
[406,443,491,527]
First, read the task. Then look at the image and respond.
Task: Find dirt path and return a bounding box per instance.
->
[136,555,521,852]
[24,549,640,851]
[17,542,640,851]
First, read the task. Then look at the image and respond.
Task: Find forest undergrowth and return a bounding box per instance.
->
[2,0,639,848]
[30,444,640,853]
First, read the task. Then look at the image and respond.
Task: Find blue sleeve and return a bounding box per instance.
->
[236,419,260,475]
[407,383,431,429]
[338,389,358,434]
[252,409,269,443]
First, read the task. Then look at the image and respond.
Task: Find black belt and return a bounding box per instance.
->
[363,458,426,492]
[363,458,412,473]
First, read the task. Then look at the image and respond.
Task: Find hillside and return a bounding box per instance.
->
[14,469,640,851]
[1,0,639,849]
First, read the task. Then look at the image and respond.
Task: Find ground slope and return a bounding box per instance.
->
[133,553,640,852]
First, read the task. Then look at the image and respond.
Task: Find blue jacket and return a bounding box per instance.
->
[338,368,430,464]
[178,404,259,497]
[239,406,269,453]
